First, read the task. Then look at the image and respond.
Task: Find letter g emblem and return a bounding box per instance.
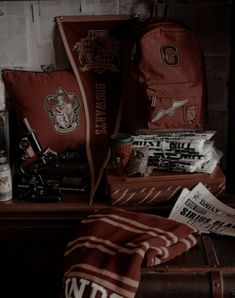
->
[160,45,180,66]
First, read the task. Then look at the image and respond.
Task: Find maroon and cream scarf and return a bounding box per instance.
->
[63,207,199,298]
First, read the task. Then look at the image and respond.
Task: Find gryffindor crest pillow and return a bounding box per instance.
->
[2,69,86,153]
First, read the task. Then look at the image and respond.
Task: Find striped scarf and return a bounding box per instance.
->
[63,207,199,298]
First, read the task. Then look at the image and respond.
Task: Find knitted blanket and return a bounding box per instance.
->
[63,207,199,298]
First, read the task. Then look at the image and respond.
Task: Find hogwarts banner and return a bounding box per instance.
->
[56,15,134,203]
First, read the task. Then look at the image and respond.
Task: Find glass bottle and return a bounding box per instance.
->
[0,156,12,202]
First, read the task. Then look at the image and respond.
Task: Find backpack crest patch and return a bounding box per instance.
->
[160,45,180,66]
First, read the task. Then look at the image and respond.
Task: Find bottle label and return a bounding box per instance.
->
[0,168,12,194]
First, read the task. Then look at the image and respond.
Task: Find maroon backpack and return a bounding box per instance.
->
[121,18,207,133]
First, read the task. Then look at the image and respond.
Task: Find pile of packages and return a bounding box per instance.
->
[131,131,222,174]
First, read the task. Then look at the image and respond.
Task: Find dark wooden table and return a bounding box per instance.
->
[0,192,99,298]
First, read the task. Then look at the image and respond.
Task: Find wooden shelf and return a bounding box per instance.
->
[0,190,234,298]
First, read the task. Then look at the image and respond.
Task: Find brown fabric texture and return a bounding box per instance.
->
[63,207,199,298]
[2,69,86,153]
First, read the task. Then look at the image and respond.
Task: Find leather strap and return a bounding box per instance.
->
[202,235,223,298]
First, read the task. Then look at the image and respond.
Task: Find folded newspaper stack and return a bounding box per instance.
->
[132,131,222,174]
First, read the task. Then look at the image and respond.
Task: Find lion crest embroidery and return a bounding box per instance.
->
[73,30,121,73]
[44,87,80,134]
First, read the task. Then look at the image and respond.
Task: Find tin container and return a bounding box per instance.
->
[110,133,133,175]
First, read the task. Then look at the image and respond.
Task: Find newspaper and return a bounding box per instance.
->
[132,131,222,174]
[169,183,235,237]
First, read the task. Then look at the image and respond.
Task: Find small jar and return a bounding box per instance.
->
[0,156,12,202]
[110,133,133,175]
